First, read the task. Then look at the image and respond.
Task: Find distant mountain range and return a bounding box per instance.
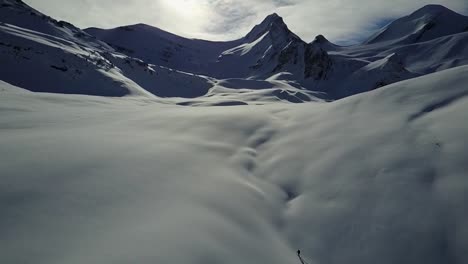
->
[1,0,468,101]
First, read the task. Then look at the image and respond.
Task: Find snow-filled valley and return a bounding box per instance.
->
[1,1,468,264]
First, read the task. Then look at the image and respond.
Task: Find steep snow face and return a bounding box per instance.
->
[0,21,215,97]
[217,15,308,79]
[303,5,468,98]
[1,65,468,264]
[0,0,150,96]
[244,13,286,40]
[337,29,468,77]
[365,5,468,45]
[391,32,468,74]
[0,0,109,49]
[337,53,419,96]
[0,22,148,96]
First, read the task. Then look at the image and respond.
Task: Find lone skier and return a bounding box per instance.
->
[297,249,306,264]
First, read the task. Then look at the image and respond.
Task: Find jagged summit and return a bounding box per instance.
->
[263,13,282,22]
[244,13,297,41]
[257,13,284,28]
[309,34,339,51]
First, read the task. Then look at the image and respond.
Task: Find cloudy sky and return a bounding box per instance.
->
[24,0,468,44]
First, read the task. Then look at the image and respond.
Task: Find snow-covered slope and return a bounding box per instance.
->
[0,0,109,49]
[0,0,146,96]
[0,1,318,101]
[1,64,468,264]
[0,0,218,98]
[85,23,237,76]
[302,5,468,98]
[0,22,147,96]
[365,4,468,45]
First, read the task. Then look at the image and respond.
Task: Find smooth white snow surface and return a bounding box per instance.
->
[1,65,468,264]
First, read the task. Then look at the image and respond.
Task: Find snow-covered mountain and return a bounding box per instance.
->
[0,0,136,96]
[0,1,316,101]
[0,0,108,48]
[85,13,310,79]
[365,4,468,45]
[0,0,215,98]
[1,0,468,100]
[86,4,468,99]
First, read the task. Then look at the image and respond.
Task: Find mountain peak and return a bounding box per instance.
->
[313,35,329,43]
[245,13,289,40]
[309,34,339,51]
[257,13,287,30]
[263,13,282,22]
[411,4,451,16]
[365,4,468,44]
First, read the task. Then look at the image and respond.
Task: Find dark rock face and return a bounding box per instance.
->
[245,13,286,40]
[243,13,306,75]
[304,45,332,80]
[271,41,302,73]
[313,35,328,44]
[244,13,336,79]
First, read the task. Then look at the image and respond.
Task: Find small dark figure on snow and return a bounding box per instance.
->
[297,249,306,264]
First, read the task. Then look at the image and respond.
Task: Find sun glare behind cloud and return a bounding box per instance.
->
[161,0,207,19]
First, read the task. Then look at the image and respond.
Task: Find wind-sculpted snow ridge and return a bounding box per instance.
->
[1,65,468,264]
